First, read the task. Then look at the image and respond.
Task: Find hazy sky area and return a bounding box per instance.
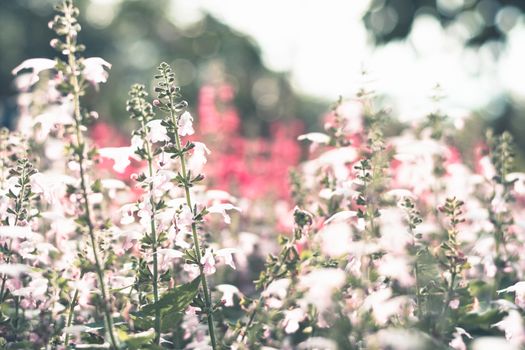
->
[89,0,525,121]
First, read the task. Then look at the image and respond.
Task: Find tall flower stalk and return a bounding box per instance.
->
[128,84,163,344]
[48,1,117,347]
[0,158,38,303]
[154,62,219,349]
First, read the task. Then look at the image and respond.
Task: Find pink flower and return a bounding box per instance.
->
[33,104,75,140]
[157,248,184,271]
[216,248,237,270]
[283,308,306,334]
[449,299,460,310]
[216,284,240,307]
[188,142,210,173]
[498,282,525,308]
[492,310,525,343]
[298,132,330,144]
[317,222,352,257]
[201,248,216,275]
[178,111,195,136]
[207,203,241,224]
[82,57,111,85]
[98,146,136,173]
[449,328,472,350]
[262,278,290,309]
[324,210,357,225]
[120,203,138,225]
[12,58,56,86]
[298,269,346,313]
[146,119,169,143]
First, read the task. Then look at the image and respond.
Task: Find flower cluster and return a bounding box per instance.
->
[2,2,525,350]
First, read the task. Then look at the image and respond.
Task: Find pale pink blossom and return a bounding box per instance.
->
[82,57,111,85]
[12,58,56,86]
[188,142,210,173]
[205,190,237,204]
[449,299,461,310]
[33,104,75,141]
[120,203,138,225]
[498,282,525,308]
[449,327,472,350]
[216,284,241,307]
[216,248,237,270]
[0,264,31,277]
[492,310,525,343]
[0,226,41,241]
[146,119,169,143]
[207,203,241,224]
[298,269,346,313]
[262,279,290,309]
[363,288,409,326]
[201,248,216,275]
[98,146,136,173]
[178,111,195,136]
[298,132,330,144]
[177,204,194,227]
[157,248,184,270]
[377,255,414,287]
[283,308,306,334]
[324,210,357,225]
[317,222,352,257]
[137,199,153,228]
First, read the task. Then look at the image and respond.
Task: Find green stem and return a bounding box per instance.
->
[0,165,27,302]
[64,287,80,346]
[141,118,161,345]
[65,13,118,348]
[168,98,219,350]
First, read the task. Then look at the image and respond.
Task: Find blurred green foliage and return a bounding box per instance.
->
[0,0,325,135]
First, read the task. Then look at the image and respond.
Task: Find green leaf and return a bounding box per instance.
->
[141,277,200,316]
[118,328,156,350]
[135,278,201,332]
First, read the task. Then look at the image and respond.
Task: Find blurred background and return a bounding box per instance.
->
[1,0,524,157]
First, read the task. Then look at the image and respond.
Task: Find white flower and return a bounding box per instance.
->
[216,248,237,270]
[0,226,41,241]
[506,172,525,195]
[12,277,48,300]
[30,172,75,205]
[386,189,416,199]
[177,204,194,227]
[317,222,352,257]
[83,57,111,84]
[146,119,169,143]
[12,58,56,86]
[178,111,195,136]
[98,146,136,173]
[33,103,75,140]
[207,203,241,224]
[206,190,237,204]
[120,203,138,225]
[298,132,330,144]
[498,282,525,308]
[262,278,290,309]
[216,284,241,307]
[283,308,306,334]
[492,310,525,343]
[188,142,210,173]
[0,264,31,277]
[377,255,414,287]
[324,210,357,225]
[298,269,345,312]
[201,248,216,275]
[157,248,184,270]
[449,327,472,350]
